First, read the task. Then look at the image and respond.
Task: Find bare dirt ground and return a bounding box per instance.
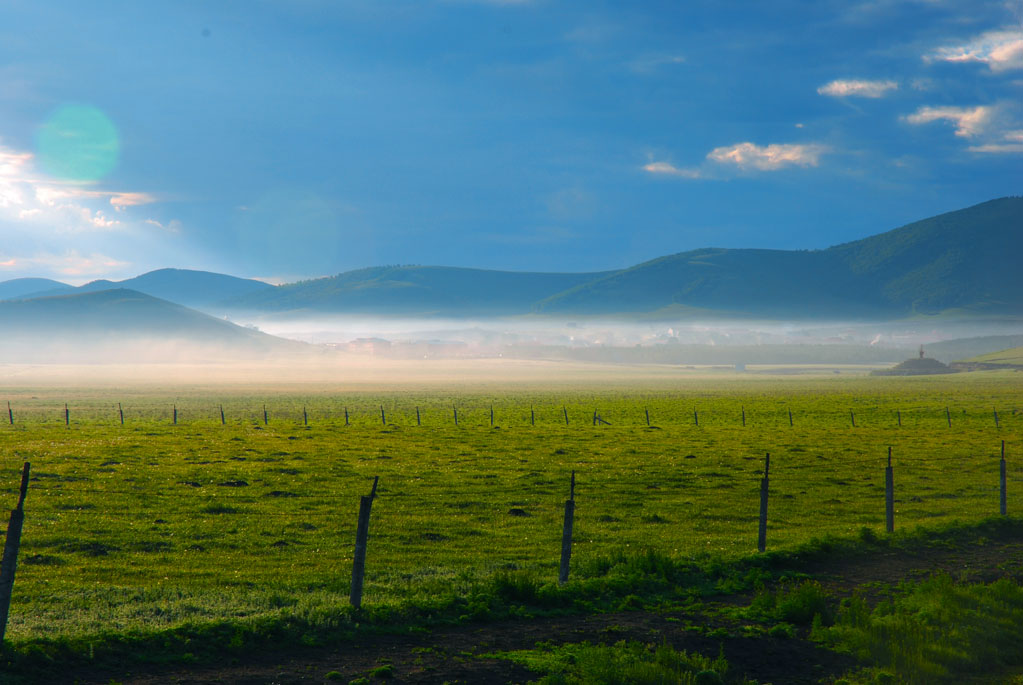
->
[67,538,1023,685]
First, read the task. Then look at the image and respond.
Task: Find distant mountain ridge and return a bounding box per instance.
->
[223,265,615,315]
[0,277,69,300]
[535,197,1023,317]
[0,289,303,361]
[2,197,1020,319]
[1,268,274,309]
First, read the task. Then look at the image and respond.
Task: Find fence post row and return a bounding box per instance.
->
[885,447,895,533]
[757,453,770,553]
[349,476,379,609]
[559,471,575,585]
[0,462,30,643]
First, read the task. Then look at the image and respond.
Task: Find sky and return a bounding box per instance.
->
[0,0,1020,285]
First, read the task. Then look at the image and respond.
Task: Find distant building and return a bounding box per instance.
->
[345,337,392,354]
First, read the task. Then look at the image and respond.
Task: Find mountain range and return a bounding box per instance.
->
[2,197,1021,320]
[0,289,302,361]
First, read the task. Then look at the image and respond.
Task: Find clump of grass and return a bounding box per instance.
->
[815,574,1023,684]
[493,640,750,685]
[747,580,835,626]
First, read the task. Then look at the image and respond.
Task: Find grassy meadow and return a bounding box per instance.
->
[0,367,1020,652]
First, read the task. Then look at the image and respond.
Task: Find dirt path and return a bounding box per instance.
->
[71,539,1023,685]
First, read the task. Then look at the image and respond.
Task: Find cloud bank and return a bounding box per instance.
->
[929,29,1023,72]
[818,79,898,98]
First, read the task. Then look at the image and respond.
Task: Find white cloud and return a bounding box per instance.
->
[0,250,129,278]
[903,105,992,137]
[144,218,183,233]
[0,143,158,232]
[110,192,158,209]
[706,142,828,170]
[642,161,703,178]
[818,79,898,98]
[929,29,1023,72]
[643,142,828,179]
[0,143,178,281]
[968,129,1023,154]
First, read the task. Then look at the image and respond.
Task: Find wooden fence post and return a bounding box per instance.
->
[345,407,349,426]
[263,405,268,425]
[490,405,494,427]
[897,410,901,427]
[65,403,69,427]
[645,408,650,426]
[788,410,793,427]
[173,405,177,425]
[885,447,894,534]
[453,407,458,426]
[350,476,379,609]
[0,462,30,643]
[946,406,951,428]
[994,410,999,429]
[220,405,225,425]
[757,453,770,553]
[741,407,745,427]
[694,408,699,426]
[850,411,855,428]
[118,402,124,426]
[304,406,308,426]
[559,471,575,585]
[530,406,535,426]
[592,410,597,427]
[416,406,421,426]
[563,407,569,426]
[380,405,386,426]
[6,402,11,426]
[1001,440,1007,516]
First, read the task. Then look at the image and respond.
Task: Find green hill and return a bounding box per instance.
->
[0,277,69,300]
[536,197,1023,318]
[15,268,274,309]
[1,289,302,360]
[225,265,614,315]
[967,346,1023,365]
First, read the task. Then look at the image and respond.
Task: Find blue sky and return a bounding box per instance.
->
[0,0,1020,284]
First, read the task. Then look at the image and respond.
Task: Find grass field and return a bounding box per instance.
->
[0,365,1020,672]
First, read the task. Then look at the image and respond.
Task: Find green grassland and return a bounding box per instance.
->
[0,371,1020,655]
[970,345,1023,366]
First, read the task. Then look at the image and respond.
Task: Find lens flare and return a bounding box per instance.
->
[35,104,120,181]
